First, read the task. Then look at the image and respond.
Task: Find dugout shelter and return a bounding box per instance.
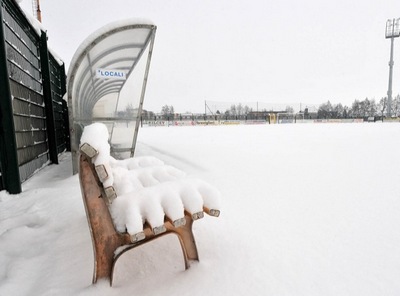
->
[67,19,156,174]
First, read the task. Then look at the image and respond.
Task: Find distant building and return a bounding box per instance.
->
[303,107,318,120]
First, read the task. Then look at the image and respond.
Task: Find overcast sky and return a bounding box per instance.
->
[19,0,400,113]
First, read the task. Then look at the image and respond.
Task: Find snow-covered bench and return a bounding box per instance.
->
[78,123,221,285]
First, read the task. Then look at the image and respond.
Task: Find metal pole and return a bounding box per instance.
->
[385,18,400,118]
[130,27,157,157]
[387,35,394,117]
[36,0,42,22]
[40,30,58,164]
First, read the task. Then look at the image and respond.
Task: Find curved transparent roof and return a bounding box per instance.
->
[67,19,156,173]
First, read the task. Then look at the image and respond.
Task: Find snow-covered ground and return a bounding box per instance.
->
[0,123,399,296]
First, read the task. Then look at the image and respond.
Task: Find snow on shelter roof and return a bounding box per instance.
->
[67,19,157,174]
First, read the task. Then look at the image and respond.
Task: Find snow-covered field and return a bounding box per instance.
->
[0,123,399,296]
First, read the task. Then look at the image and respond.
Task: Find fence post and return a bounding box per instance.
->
[0,4,21,193]
[62,100,70,151]
[40,30,58,164]
[60,63,70,151]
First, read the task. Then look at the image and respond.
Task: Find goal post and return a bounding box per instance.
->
[276,112,305,123]
[276,112,295,124]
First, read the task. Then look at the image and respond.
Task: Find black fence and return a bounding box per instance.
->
[0,0,69,193]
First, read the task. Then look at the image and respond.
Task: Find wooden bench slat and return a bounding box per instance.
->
[172,217,186,228]
[152,225,167,235]
[204,207,220,217]
[103,186,117,204]
[80,142,98,159]
[130,232,146,243]
[95,164,109,182]
[191,211,204,220]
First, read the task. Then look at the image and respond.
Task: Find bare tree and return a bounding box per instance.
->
[377,97,387,118]
[230,105,237,116]
[161,105,174,120]
[318,101,333,118]
[285,106,294,113]
[392,94,400,117]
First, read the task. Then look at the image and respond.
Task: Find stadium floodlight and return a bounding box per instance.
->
[385,18,400,117]
[386,18,400,38]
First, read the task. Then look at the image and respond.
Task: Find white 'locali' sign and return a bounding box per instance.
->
[96,68,126,80]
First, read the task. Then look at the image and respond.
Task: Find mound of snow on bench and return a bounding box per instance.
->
[79,123,221,236]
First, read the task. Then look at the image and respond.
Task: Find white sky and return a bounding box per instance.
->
[19,0,400,113]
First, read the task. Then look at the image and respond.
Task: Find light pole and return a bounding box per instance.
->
[32,0,42,22]
[385,18,400,118]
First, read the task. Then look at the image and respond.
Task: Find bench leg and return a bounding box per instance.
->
[172,215,199,269]
[92,237,120,285]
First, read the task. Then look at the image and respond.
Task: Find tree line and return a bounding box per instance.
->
[156,96,400,121]
[317,95,399,119]
[211,95,400,119]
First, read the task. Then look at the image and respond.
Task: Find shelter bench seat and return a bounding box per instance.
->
[78,143,220,286]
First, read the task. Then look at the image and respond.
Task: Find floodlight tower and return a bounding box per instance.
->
[385,18,400,117]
